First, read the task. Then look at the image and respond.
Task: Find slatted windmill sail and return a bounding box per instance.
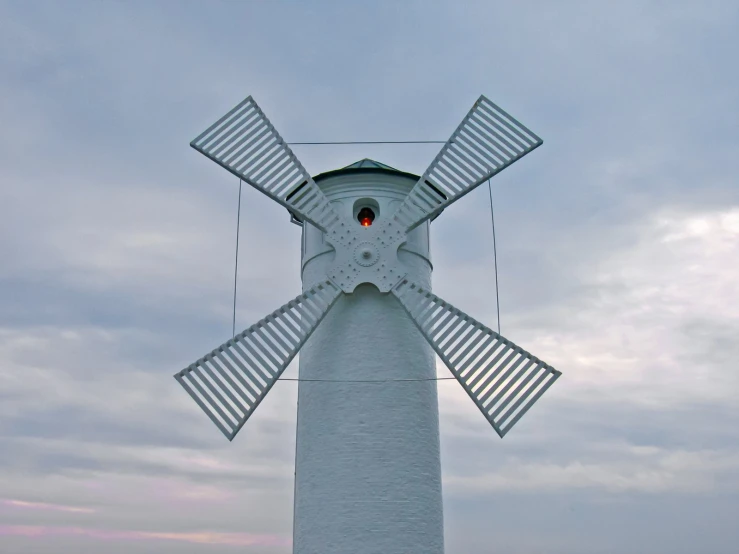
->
[176,95,561,554]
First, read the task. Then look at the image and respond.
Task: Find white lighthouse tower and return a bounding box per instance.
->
[294,160,443,553]
[174,95,562,554]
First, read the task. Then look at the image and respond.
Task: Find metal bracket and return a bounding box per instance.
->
[324,216,409,293]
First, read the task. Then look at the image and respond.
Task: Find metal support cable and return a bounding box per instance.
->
[288,140,445,145]
[278,377,456,382]
[232,179,242,337]
[488,179,501,334]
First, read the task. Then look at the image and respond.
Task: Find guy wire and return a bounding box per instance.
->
[232,178,242,337]
[488,179,502,334]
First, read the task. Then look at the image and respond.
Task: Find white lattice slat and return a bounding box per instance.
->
[175,281,341,440]
[392,279,560,437]
[393,95,543,231]
[191,96,340,231]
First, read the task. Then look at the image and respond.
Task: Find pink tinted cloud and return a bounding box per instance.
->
[1,499,95,514]
[0,525,290,547]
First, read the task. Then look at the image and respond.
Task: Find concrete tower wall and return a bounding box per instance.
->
[294,172,444,554]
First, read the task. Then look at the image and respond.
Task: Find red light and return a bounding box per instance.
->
[357,207,375,227]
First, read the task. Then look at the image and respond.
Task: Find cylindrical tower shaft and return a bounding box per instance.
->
[293,169,444,554]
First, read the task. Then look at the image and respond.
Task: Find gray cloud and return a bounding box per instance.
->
[1,1,738,552]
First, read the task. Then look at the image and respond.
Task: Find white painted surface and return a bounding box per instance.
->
[294,172,444,554]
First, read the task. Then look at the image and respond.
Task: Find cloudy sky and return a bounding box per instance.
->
[1,1,738,552]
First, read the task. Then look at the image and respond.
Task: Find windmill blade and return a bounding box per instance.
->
[393,95,542,231]
[191,96,341,231]
[175,281,341,440]
[392,279,560,438]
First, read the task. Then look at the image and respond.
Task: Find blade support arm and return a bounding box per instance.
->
[175,280,342,440]
[191,95,341,231]
[392,278,560,437]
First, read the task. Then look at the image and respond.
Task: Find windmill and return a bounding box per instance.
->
[175,95,561,553]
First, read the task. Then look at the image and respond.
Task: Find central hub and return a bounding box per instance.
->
[325,216,408,294]
[354,242,379,267]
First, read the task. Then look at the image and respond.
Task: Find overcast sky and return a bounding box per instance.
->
[1,1,738,553]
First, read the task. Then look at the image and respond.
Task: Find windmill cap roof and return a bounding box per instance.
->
[312,158,420,183]
[288,158,442,225]
[340,158,400,171]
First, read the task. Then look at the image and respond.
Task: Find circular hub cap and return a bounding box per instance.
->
[353,242,379,267]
